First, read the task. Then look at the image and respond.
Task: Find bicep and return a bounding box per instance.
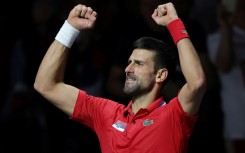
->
[42,83,79,116]
[177,83,205,115]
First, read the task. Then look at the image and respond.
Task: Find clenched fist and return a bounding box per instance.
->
[67,4,97,31]
[152,2,179,26]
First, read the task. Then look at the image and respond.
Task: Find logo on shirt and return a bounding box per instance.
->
[143,119,154,126]
[112,120,127,132]
[182,29,188,34]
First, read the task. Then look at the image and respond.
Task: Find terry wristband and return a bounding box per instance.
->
[167,18,189,44]
[55,20,80,48]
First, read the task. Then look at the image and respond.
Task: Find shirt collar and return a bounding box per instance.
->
[123,97,165,116]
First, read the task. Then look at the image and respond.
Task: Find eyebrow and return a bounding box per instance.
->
[128,59,146,64]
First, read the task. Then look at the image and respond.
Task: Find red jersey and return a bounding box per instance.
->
[71,90,197,153]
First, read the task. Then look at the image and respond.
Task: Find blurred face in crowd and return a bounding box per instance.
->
[123,49,157,96]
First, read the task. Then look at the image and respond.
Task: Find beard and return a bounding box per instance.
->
[123,81,140,95]
[123,73,155,96]
[123,73,138,95]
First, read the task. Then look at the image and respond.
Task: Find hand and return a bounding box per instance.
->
[67,4,97,30]
[152,2,179,26]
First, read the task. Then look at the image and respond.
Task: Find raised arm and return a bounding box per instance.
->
[152,3,206,115]
[34,4,97,116]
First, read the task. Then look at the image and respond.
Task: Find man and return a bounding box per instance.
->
[34,2,206,153]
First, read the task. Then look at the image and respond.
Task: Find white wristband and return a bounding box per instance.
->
[55,20,80,48]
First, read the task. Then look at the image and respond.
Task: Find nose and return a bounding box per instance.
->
[125,63,134,73]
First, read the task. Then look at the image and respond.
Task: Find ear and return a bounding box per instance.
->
[156,68,168,83]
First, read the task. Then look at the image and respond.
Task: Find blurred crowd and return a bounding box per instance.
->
[0,0,244,153]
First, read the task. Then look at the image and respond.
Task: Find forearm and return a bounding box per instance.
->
[177,38,206,89]
[34,40,69,93]
[167,18,206,90]
[176,37,206,115]
[34,19,80,92]
[34,4,97,115]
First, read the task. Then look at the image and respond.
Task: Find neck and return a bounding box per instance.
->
[131,87,160,114]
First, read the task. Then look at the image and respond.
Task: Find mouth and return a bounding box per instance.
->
[126,74,136,81]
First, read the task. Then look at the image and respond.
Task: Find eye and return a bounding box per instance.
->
[127,60,132,65]
[135,60,144,66]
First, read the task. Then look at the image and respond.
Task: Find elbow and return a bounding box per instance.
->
[33,80,45,95]
[193,74,207,93]
[33,79,52,96]
[188,74,207,94]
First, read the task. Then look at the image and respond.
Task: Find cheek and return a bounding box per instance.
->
[140,73,156,86]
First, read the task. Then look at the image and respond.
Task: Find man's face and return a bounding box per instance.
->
[123,49,157,95]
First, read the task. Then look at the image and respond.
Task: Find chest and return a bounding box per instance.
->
[97,108,185,152]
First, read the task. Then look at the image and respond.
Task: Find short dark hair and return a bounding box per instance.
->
[132,36,178,83]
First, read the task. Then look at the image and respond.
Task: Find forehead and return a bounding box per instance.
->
[129,49,155,61]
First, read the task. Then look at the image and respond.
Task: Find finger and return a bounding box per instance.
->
[85,7,93,18]
[152,9,158,19]
[73,4,83,17]
[80,5,88,18]
[157,5,167,16]
[91,11,97,20]
[165,2,177,16]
